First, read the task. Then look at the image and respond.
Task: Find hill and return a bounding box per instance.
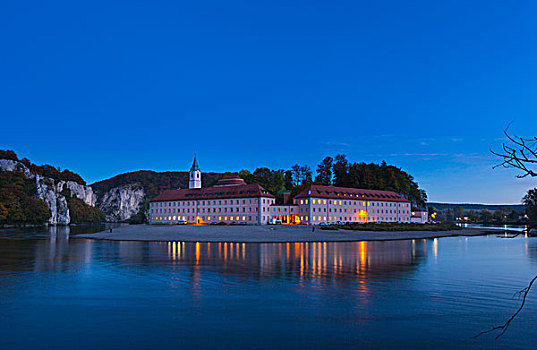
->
[91,170,225,200]
[428,202,526,211]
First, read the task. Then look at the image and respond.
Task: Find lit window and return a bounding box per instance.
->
[313,216,316,221]
[300,200,303,205]
[242,216,245,220]
[323,200,326,204]
[313,199,316,204]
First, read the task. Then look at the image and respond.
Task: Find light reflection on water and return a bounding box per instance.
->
[0,226,537,349]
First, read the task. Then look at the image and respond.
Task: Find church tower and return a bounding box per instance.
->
[189,154,202,189]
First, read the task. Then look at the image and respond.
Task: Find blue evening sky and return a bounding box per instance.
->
[2,1,537,204]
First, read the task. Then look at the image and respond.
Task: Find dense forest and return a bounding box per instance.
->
[0,170,50,224]
[1,150,102,225]
[239,155,427,206]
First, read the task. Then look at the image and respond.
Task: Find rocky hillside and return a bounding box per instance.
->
[90,170,224,222]
[1,158,98,224]
[0,150,225,225]
[91,170,223,200]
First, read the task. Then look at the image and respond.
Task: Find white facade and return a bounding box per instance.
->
[189,169,201,189]
[294,197,412,225]
[411,209,428,224]
[149,196,275,224]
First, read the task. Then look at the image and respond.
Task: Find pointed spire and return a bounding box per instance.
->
[190,153,200,171]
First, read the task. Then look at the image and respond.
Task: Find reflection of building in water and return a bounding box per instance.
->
[160,240,428,282]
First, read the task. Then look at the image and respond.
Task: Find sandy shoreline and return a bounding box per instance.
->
[77,224,494,243]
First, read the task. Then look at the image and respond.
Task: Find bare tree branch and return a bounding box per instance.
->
[491,126,537,178]
[475,275,537,339]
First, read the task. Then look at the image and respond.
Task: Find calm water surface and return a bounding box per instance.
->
[1,226,537,349]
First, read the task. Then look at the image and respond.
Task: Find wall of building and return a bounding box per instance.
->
[149,196,275,224]
[294,197,411,225]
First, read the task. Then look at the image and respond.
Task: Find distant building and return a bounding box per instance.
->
[149,157,413,225]
[411,207,428,224]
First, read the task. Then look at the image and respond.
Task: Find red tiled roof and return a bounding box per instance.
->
[294,185,410,202]
[150,183,275,202]
[214,175,246,187]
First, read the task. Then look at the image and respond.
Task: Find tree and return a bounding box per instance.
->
[332,154,350,187]
[523,188,537,222]
[300,165,312,184]
[291,164,301,186]
[478,129,537,338]
[480,209,492,222]
[284,170,293,190]
[446,208,454,221]
[0,203,7,221]
[315,156,333,185]
[491,128,537,178]
[493,209,504,222]
[453,206,464,220]
[468,209,477,221]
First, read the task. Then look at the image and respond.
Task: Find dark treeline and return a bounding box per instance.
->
[239,154,427,206]
[431,194,536,224]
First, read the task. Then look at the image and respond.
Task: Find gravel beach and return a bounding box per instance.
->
[77,224,492,243]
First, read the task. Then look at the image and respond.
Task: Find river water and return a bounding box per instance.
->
[0,225,536,349]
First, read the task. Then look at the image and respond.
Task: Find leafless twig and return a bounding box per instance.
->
[475,275,537,339]
[491,125,537,178]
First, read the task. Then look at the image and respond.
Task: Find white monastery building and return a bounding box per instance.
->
[149,156,413,225]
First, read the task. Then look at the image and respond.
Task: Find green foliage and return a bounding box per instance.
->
[0,150,19,161]
[453,206,464,219]
[128,210,147,224]
[67,197,105,224]
[523,188,537,222]
[323,154,427,206]
[241,168,286,196]
[0,170,50,224]
[320,222,460,232]
[0,203,7,220]
[315,156,333,185]
[60,186,72,198]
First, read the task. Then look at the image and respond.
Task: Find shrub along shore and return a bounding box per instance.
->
[320,222,459,231]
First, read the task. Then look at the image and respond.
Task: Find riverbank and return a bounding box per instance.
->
[77,224,496,243]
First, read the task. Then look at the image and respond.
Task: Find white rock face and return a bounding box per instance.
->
[35,175,70,225]
[56,181,97,207]
[0,159,34,178]
[98,184,145,222]
[2,158,147,224]
[1,159,97,224]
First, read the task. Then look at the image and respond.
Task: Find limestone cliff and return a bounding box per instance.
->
[1,159,97,224]
[97,184,145,222]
